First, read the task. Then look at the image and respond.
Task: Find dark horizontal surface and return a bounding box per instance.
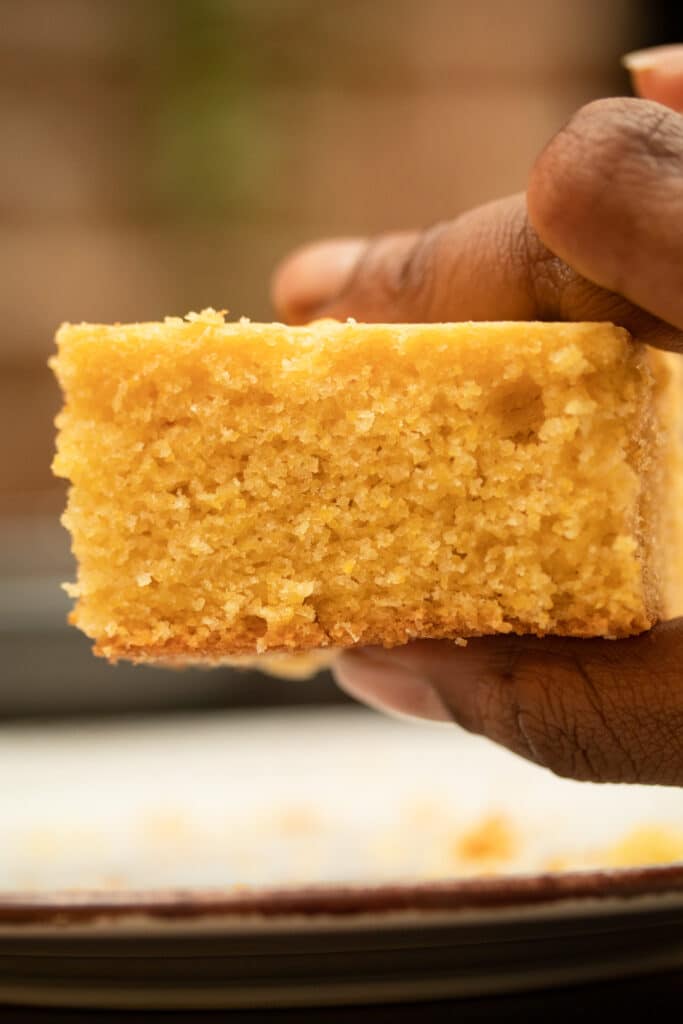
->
[0,576,347,718]
[2,969,683,1020]
[2,870,683,1011]
[3,905,683,979]
[0,626,346,719]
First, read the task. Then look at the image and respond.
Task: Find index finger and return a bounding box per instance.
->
[273,193,680,350]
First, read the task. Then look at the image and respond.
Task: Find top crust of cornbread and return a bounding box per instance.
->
[51,312,683,663]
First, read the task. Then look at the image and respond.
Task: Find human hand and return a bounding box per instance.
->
[271,47,683,785]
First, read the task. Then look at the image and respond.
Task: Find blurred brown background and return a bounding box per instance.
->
[0,0,677,714]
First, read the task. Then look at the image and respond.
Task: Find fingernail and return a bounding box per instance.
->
[334,649,453,723]
[622,43,683,72]
[274,238,364,321]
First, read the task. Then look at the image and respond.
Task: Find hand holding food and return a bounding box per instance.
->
[274,59,683,786]
[52,52,683,786]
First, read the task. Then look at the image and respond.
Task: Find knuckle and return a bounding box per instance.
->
[497,647,641,783]
[343,236,393,309]
[598,638,683,785]
[503,202,602,324]
[343,230,429,318]
[473,632,683,786]
[508,668,599,781]
[512,215,568,319]
[390,224,445,317]
[581,643,683,779]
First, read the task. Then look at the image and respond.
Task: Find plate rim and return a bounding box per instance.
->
[3,863,683,928]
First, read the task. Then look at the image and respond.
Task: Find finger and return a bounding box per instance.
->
[333,622,683,785]
[624,44,683,112]
[527,97,683,335]
[272,195,680,350]
[272,238,366,323]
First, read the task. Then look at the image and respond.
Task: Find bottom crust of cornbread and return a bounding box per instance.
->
[51,312,683,664]
[95,608,647,666]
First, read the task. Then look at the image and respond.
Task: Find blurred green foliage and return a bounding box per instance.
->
[146,0,272,220]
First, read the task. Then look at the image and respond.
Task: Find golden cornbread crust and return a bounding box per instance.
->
[89,608,652,666]
[51,311,683,665]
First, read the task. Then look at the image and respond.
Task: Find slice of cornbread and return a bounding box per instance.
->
[51,310,683,664]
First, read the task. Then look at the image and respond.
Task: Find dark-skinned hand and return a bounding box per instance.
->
[271,47,683,786]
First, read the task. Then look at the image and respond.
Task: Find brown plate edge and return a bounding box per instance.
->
[3,864,683,927]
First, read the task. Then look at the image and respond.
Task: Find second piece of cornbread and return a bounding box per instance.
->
[51,311,683,663]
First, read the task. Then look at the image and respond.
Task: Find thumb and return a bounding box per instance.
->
[333,623,683,785]
[624,44,683,112]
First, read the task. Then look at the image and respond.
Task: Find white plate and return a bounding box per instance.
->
[2,707,683,1008]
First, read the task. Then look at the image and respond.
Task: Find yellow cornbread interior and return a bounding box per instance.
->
[51,311,683,662]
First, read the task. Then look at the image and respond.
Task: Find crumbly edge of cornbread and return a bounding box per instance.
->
[51,314,683,663]
[652,348,683,620]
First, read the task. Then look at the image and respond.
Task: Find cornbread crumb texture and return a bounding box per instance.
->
[51,310,683,663]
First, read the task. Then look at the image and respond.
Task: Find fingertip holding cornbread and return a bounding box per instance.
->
[51,310,683,666]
